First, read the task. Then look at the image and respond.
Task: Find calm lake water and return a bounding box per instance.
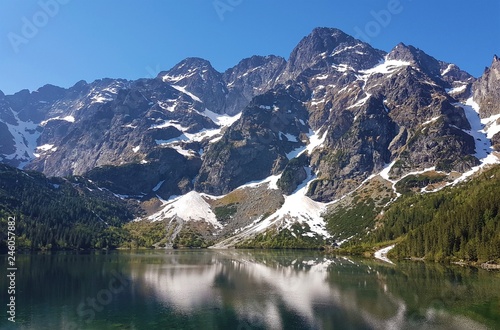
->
[1,250,499,330]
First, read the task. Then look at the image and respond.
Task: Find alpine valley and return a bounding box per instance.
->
[1,28,500,262]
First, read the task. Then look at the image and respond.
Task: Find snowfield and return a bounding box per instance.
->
[147,191,222,229]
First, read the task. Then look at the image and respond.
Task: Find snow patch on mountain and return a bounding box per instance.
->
[162,71,197,84]
[456,97,491,160]
[36,144,55,152]
[147,191,221,228]
[481,113,500,139]
[40,115,75,126]
[446,85,467,95]
[202,109,241,127]
[33,144,58,158]
[171,145,196,158]
[280,132,298,142]
[421,116,441,126]
[441,64,455,76]
[171,85,202,103]
[238,174,281,190]
[223,169,330,245]
[149,120,187,131]
[347,93,372,109]
[286,146,306,160]
[91,95,113,104]
[360,59,411,75]
[306,129,327,154]
[152,180,165,192]
[4,110,41,167]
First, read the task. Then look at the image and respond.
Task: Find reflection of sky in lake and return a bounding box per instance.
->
[129,251,488,330]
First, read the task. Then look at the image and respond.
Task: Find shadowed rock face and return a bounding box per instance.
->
[473,55,500,118]
[0,27,498,202]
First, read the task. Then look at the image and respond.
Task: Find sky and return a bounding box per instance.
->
[0,0,499,95]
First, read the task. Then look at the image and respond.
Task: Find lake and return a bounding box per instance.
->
[1,250,499,329]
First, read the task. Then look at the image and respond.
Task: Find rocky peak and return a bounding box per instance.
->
[387,43,474,90]
[223,55,285,82]
[281,27,384,83]
[160,57,216,79]
[36,84,66,98]
[159,57,227,114]
[386,43,416,62]
[387,43,442,76]
[222,55,286,115]
[473,55,500,118]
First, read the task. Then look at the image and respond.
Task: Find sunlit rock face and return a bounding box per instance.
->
[1,27,499,247]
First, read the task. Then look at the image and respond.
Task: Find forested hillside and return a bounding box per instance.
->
[0,164,138,250]
[365,165,500,263]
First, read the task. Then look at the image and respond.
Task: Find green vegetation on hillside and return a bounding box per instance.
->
[365,166,500,263]
[394,172,447,194]
[0,164,181,251]
[122,220,168,248]
[236,223,328,249]
[0,165,138,251]
[325,199,378,242]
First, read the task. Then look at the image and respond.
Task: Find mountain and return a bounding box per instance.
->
[1,27,499,251]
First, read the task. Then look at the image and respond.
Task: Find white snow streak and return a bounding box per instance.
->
[306,129,327,154]
[40,115,75,126]
[202,109,241,127]
[374,245,395,264]
[171,85,202,102]
[359,59,411,75]
[236,168,330,240]
[445,85,467,94]
[152,180,165,192]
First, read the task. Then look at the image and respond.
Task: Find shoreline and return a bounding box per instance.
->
[374,245,396,264]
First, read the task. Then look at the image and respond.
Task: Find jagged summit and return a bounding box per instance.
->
[159,57,217,80]
[282,27,385,80]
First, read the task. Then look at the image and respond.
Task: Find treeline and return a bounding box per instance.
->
[368,166,500,262]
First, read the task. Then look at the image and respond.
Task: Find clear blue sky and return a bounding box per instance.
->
[0,0,498,95]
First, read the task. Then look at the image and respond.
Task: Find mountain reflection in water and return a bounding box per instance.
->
[128,250,491,330]
[1,250,497,330]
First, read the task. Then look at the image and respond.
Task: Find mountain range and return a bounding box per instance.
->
[1,27,499,249]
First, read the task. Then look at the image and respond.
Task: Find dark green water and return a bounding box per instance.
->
[1,250,499,329]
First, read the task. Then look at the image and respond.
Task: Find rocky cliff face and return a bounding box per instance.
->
[195,85,310,195]
[223,55,287,115]
[1,27,499,246]
[473,55,500,118]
